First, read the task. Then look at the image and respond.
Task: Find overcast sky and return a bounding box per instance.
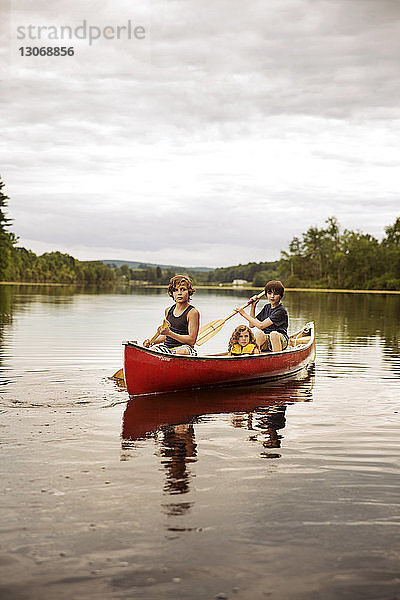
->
[2,0,399,268]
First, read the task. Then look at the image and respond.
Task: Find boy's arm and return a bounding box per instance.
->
[143,308,169,347]
[249,295,259,318]
[247,296,272,328]
[238,308,273,330]
[161,308,200,346]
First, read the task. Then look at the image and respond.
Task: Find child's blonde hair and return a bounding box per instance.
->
[228,325,256,353]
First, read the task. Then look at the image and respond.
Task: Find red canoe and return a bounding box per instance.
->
[123,322,315,397]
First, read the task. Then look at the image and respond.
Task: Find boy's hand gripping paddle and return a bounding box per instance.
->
[196,290,265,346]
[111,320,170,380]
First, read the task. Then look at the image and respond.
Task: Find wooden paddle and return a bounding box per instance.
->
[196,290,266,346]
[112,367,125,380]
[111,320,170,380]
[148,319,171,344]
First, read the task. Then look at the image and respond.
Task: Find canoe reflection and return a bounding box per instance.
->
[122,370,314,458]
[121,374,314,514]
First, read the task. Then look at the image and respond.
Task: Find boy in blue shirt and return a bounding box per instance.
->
[237,280,288,352]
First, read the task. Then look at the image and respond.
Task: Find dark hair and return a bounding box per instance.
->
[228,325,256,352]
[265,280,285,298]
[168,275,196,298]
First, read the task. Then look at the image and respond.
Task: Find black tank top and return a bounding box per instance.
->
[165,304,194,348]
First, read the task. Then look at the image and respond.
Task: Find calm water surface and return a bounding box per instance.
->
[0,285,399,600]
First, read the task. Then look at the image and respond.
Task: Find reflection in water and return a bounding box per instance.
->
[121,371,314,505]
[0,284,76,378]
[2,285,399,598]
[286,291,400,381]
[288,290,400,353]
[0,286,16,387]
[159,423,197,496]
[231,404,287,458]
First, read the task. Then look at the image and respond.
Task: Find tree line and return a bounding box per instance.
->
[0,178,399,289]
[281,216,400,290]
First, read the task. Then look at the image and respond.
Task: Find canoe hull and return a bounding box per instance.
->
[123,322,315,397]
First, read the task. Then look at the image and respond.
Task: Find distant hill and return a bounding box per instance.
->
[102,259,213,272]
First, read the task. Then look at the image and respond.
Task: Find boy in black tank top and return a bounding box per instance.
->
[143,275,200,355]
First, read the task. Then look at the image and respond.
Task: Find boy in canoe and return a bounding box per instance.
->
[143,275,200,355]
[237,280,288,352]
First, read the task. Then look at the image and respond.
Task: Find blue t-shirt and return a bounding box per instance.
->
[256,303,288,339]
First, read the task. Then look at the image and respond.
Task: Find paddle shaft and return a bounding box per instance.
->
[221,290,266,324]
[196,290,266,346]
[149,319,170,344]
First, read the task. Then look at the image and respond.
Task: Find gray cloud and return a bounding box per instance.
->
[2,0,400,267]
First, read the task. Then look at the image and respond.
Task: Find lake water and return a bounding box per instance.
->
[0,285,399,600]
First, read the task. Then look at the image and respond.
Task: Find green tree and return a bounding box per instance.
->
[383,217,400,247]
[120,264,130,281]
[380,217,400,288]
[341,231,382,289]
[281,236,303,285]
[279,216,399,290]
[0,178,18,280]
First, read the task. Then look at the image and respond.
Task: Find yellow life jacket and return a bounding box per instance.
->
[230,343,257,355]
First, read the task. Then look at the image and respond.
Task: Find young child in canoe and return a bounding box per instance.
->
[228,325,260,355]
[237,280,289,352]
[143,275,200,355]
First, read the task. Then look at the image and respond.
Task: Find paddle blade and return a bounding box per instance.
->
[196,319,226,346]
[112,368,124,380]
[110,368,126,389]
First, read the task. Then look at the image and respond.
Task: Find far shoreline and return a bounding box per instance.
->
[1,281,399,294]
[142,285,400,294]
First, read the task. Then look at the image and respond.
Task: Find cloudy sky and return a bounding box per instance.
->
[2,0,399,267]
